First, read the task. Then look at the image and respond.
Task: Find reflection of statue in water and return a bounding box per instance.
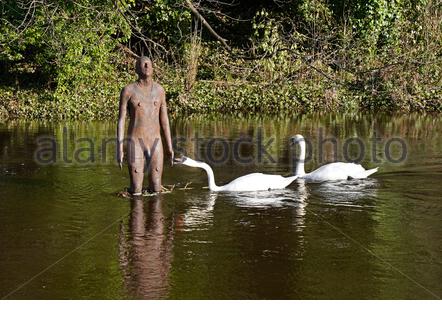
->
[119,196,174,299]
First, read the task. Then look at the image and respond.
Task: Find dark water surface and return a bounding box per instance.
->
[1,114,441,299]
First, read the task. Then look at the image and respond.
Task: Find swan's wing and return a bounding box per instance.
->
[307,162,376,181]
[307,162,353,181]
[223,173,297,191]
[348,167,378,179]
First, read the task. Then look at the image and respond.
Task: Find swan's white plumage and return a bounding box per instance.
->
[218,172,298,191]
[303,162,378,182]
[292,134,378,182]
[178,157,297,191]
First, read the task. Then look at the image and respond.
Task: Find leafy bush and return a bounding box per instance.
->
[0,0,441,120]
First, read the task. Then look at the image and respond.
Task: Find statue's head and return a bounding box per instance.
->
[135,56,153,78]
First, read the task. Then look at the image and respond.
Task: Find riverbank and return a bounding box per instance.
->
[1,80,440,122]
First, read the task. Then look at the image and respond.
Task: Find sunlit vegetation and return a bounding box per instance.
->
[1,0,441,120]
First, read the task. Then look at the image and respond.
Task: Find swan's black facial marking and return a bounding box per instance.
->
[290,135,306,145]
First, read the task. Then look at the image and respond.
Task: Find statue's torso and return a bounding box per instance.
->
[127,82,162,146]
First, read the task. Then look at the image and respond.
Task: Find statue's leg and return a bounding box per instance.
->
[147,142,164,193]
[128,162,144,195]
[127,138,145,195]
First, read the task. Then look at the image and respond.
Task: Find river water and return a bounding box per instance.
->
[0,114,441,299]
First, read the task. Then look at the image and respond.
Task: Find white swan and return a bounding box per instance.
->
[174,156,297,192]
[291,134,378,182]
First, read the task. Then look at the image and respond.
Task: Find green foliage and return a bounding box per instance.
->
[250,9,296,81]
[351,0,404,49]
[1,0,133,119]
[0,0,441,120]
[133,0,192,53]
[299,0,334,30]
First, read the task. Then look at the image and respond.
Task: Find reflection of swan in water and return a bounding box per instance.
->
[291,134,378,182]
[291,180,309,247]
[178,192,218,230]
[310,179,378,207]
[223,180,311,228]
[174,156,297,191]
[175,182,309,212]
[223,189,298,209]
[218,180,310,212]
[119,195,173,299]
[294,179,309,217]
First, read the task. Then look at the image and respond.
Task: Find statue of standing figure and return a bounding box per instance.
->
[117,56,174,195]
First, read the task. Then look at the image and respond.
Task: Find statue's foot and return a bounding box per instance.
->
[116,187,148,198]
[127,187,143,196]
[142,187,161,195]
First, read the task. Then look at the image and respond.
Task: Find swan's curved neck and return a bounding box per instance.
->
[295,140,306,176]
[197,162,222,191]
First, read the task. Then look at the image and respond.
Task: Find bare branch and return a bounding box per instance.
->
[114,0,168,57]
[184,0,231,51]
[117,43,139,59]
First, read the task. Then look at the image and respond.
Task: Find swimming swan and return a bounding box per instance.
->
[174,156,298,192]
[291,134,378,182]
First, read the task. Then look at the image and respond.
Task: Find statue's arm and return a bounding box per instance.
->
[159,89,174,165]
[117,87,130,168]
